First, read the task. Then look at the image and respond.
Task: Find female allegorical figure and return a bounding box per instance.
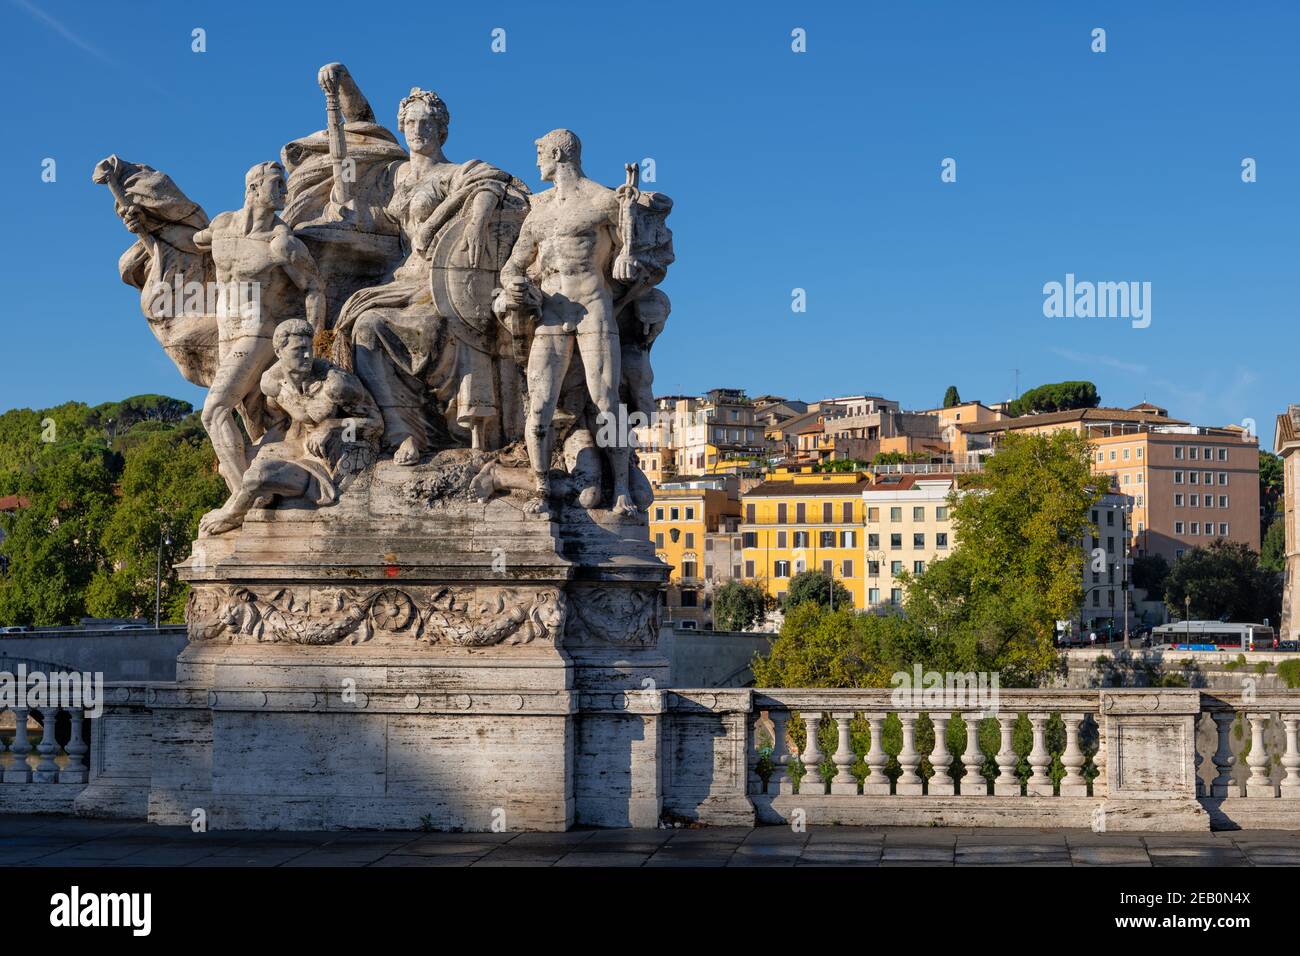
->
[332,87,529,461]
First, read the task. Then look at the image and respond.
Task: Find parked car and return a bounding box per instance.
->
[1279,640,1300,652]
[114,624,149,631]
[0,625,32,634]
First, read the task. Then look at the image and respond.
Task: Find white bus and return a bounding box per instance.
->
[1151,621,1275,651]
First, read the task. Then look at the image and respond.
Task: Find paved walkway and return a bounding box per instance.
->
[2,815,1298,866]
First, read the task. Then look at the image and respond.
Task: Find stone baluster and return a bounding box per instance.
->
[993,715,1021,796]
[800,711,824,795]
[929,713,954,796]
[1059,713,1087,796]
[1089,714,1107,797]
[770,709,793,794]
[1245,712,1275,799]
[830,712,857,795]
[748,714,764,793]
[896,713,923,796]
[1209,711,1237,797]
[1193,713,1206,796]
[961,714,986,796]
[863,714,890,795]
[33,708,61,783]
[1026,713,1053,796]
[1281,716,1300,797]
[4,707,32,783]
[60,708,88,786]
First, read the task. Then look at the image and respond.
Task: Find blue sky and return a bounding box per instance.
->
[3,0,1297,447]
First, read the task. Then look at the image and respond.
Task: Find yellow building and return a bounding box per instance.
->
[635,448,669,486]
[739,470,869,608]
[650,478,741,629]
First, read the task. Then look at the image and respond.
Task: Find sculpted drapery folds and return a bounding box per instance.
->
[330,85,530,459]
[92,155,218,387]
[99,62,672,536]
[279,64,408,233]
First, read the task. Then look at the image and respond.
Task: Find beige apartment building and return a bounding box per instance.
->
[637,388,772,479]
[860,475,957,609]
[920,400,1008,434]
[768,395,947,467]
[958,405,1259,562]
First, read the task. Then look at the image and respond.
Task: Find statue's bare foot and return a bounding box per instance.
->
[199,509,241,537]
[393,436,421,466]
[524,477,553,517]
[611,493,639,517]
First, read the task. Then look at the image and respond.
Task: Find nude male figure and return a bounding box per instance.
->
[496,129,640,516]
[194,162,326,492]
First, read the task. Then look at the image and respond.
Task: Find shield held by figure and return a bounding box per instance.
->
[428,195,529,338]
[428,188,531,445]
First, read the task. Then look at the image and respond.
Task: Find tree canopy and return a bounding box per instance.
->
[1131,553,1171,600]
[712,580,767,632]
[872,451,929,465]
[0,396,224,625]
[1164,540,1281,624]
[1259,450,1283,542]
[942,386,961,409]
[752,603,932,688]
[781,569,853,612]
[1005,381,1100,417]
[900,430,1101,683]
[1261,519,1285,573]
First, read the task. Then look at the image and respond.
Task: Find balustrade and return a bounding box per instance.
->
[749,690,1102,803]
[0,706,90,786]
[1196,694,1300,805]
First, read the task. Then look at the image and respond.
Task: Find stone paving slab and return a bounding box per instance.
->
[1068,845,1153,866]
[0,814,1296,866]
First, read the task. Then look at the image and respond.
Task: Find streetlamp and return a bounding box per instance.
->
[154,524,173,629]
[866,549,886,610]
[1121,503,1132,650]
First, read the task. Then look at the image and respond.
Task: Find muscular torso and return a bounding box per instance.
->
[529,182,619,304]
[206,215,307,339]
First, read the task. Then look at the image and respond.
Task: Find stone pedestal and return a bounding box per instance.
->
[151,454,666,831]
[1099,689,1210,831]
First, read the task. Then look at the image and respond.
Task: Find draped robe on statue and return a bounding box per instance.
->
[333,159,526,450]
[280,122,408,231]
